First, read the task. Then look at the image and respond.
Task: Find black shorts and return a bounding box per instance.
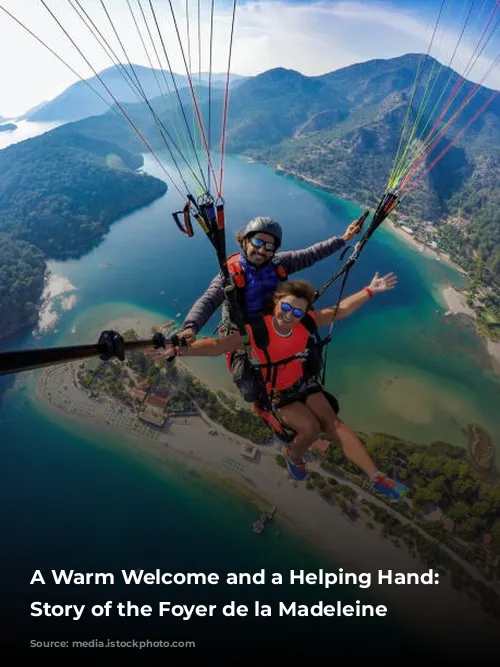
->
[272,377,323,409]
[272,378,340,414]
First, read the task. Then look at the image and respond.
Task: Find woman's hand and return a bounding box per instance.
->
[144,345,176,361]
[368,272,397,294]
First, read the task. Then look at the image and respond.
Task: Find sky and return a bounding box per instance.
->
[0,0,498,118]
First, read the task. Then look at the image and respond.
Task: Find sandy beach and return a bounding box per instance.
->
[386,220,500,372]
[33,316,499,647]
[385,218,465,270]
[487,340,500,374]
[441,285,475,319]
[440,284,500,371]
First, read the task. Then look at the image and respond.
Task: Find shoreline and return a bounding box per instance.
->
[33,316,500,644]
[383,218,466,273]
[274,164,465,270]
[440,284,500,372]
[272,163,500,375]
[273,163,464,268]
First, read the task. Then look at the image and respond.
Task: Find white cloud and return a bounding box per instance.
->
[0,0,498,118]
[325,1,499,87]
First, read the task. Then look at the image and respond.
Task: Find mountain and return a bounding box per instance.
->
[30,54,500,281]
[26,65,248,123]
[17,100,49,121]
[227,56,500,281]
[315,54,423,105]
[221,67,350,151]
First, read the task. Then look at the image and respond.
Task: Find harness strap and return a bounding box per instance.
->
[260,345,272,386]
[227,255,246,288]
[253,351,308,369]
[227,253,288,288]
[270,363,279,393]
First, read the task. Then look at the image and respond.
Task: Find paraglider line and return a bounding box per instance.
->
[166,0,220,194]
[399,1,500,188]
[148,0,208,193]
[219,0,237,198]
[401,87,499,199]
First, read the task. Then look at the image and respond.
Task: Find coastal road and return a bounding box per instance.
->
[186,389,497,591]
[309,459,498,590]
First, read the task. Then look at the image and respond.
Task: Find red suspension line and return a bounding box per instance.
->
[400,53,500,191]
[401,88,499,199]
[399,1,500,190]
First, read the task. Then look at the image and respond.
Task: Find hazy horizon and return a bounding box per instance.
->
[1,0,498,119]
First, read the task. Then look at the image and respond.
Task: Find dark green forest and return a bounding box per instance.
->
[0,234,46,339]
[0,129,167,340]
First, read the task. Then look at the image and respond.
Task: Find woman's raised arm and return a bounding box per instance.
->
[314,272,397,327]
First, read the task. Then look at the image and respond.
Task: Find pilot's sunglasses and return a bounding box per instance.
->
[280,302,305,318]
[250,237,275,251]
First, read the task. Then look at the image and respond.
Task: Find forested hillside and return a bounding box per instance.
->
[93,56,498,280]
[0,129,167,340]
[228,56,500,281]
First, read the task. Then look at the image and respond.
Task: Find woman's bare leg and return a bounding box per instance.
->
[305,392,378,477]
[276,401,321,464]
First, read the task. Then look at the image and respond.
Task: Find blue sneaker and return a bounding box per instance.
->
[372,473,408,501]
[282,446,307,481]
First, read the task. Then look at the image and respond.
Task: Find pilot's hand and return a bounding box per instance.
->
[176,328,196,344]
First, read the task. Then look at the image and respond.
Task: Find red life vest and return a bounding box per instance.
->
[245,312,318,393]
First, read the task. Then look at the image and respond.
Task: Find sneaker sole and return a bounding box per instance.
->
[281,446,306,481]
[374,488,408,502]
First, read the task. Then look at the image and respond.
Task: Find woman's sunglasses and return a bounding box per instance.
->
[249,237,275,251]
[280,301,305,318]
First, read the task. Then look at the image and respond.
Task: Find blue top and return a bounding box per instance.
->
[239,254,282,322]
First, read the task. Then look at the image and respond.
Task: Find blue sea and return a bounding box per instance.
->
[2,145,499,656]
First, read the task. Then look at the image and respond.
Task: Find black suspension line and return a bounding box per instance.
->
[208,0,215,192]
[166,0,219,193]
[70,0,139,95]
[186,0,192,76]
[136,0,201,180]
[0,3,118,124]
[99,0,206,193]
[35,0,185,196]
[126,0,167,102]
[197,0,202,88]
[148,0,208,193]
[68,0,197,194]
